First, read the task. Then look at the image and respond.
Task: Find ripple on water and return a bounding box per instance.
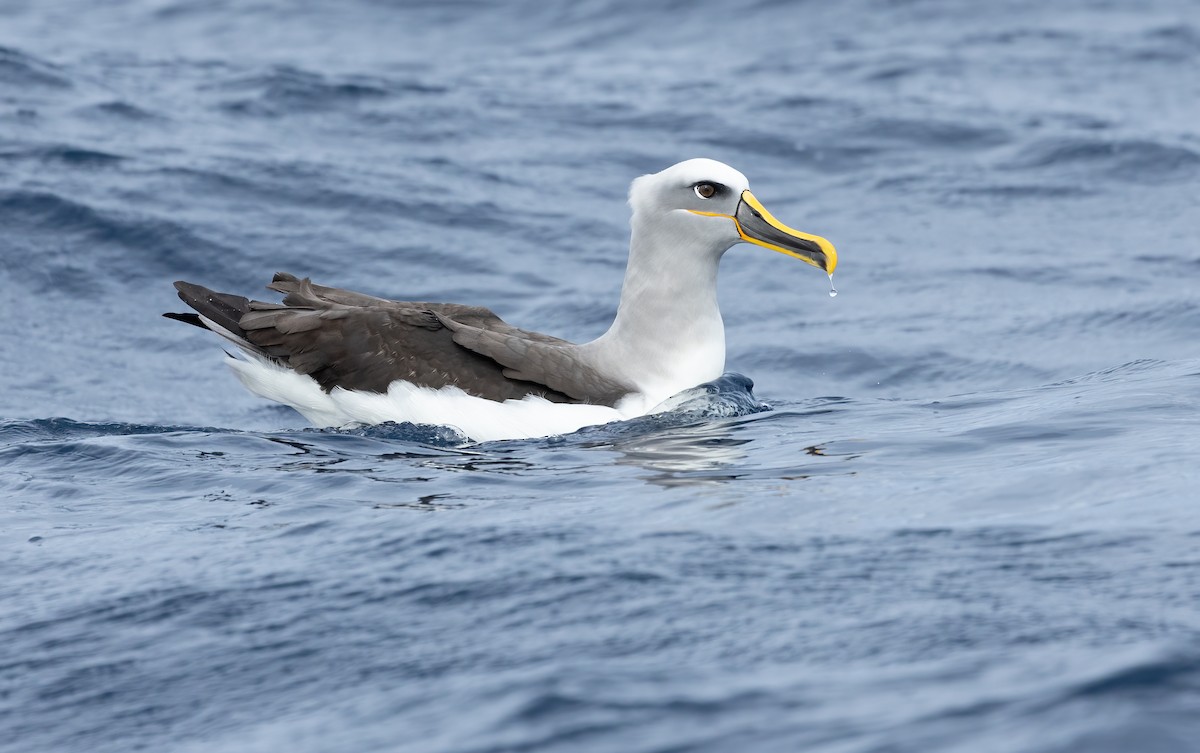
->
[209,66,446,117]
[0,144,125,168]
[72,100,168,122]
[0,189,248,290]
[0,45,72,88]
[1005,137,1200,183]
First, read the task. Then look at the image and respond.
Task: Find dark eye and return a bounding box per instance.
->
[694,182,718,199]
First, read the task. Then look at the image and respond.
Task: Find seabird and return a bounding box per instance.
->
[165,158,837,442]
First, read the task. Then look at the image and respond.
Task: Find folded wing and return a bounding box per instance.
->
[169,273,634,406]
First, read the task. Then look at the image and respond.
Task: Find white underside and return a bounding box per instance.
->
[225,354,654,443]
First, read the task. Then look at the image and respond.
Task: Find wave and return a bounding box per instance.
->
[73,100,166,122]
[0,417,212,448]
[0,45,71,89]
[208,65,445,117]
[740,344,1051,394]
[1012,300,1200,337]
[0,189,248,293]
[554,373,770,444]
[0,144,124,168]
[844,116,1012,151]
[1005,137,1200,183]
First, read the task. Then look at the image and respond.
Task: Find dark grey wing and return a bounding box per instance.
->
[171,282,254,338]
[169,276,578,403]
[267,272,389,307]
[435,315,634,406]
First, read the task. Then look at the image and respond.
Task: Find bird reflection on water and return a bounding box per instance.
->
[606,425,841,489]
[602,420,758,487]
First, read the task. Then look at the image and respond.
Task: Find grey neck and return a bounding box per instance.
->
[583,211,729,398]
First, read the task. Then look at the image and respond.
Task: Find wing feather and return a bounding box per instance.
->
[168,274,628,404]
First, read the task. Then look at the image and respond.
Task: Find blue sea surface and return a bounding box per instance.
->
[2,1,1199,751]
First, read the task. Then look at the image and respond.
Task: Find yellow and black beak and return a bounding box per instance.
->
[734,190,837,274]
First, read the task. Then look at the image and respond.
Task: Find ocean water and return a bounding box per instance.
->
[2,0,1199,751]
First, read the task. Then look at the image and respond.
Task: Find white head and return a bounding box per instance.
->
[594,159,837,401]
[627,158,837,274]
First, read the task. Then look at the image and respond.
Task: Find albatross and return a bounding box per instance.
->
[165,158,837,442]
